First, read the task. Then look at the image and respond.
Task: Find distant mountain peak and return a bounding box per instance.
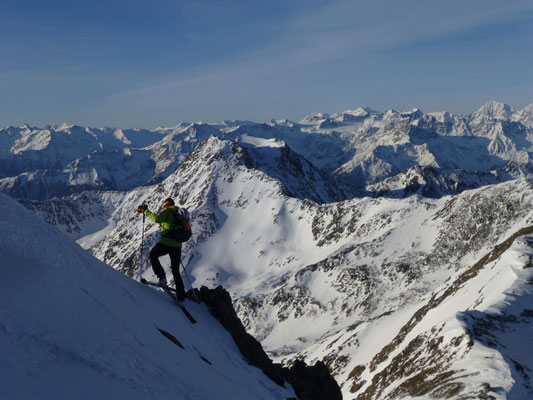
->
[474,100,515,120]
[342,106,378,117]
[513,103,533,127]
[299,112,331,124]
[428,111,455,124]
[521,103,533,113]
[401,108,424,118]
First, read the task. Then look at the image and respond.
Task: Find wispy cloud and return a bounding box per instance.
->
[109,0,533,97]
[281,0,533,58]
[94,0,533,125]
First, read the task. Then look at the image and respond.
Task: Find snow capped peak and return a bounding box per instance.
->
[520,103,533,113]
[383,109,398,117]
[360,106,378,114]
[400,108,424,118]
[342,106,376,117]
[301,108,379,125]
[51,122,79,131]
[299,112,331,124]
[513,103,533,127]
[267,118,295,128]
[429,110,455,124]
[154,122,192,131]
[332,106,379,122]
[474,100,515,120]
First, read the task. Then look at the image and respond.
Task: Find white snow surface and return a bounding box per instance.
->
[0,192,295,400]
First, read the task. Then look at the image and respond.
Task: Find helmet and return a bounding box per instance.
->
[162,197,175,209]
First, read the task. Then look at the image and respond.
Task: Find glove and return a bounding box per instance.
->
[137,204,147,213]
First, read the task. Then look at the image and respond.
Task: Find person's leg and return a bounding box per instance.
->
[169,247,186,302]
[149,243,169,281]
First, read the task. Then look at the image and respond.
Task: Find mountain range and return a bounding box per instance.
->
[3,101,533,399]
[3,100,533,200]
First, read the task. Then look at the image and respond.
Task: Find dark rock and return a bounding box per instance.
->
[284,359,343,400]
[198,285,343,400]
[199,285,286,385]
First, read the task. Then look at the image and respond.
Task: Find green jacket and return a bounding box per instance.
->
[144,205,182,248]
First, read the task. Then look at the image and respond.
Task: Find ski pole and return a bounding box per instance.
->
[139,212,145,268]
[181,260,200,303]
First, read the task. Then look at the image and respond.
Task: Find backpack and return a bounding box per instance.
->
[170,207,192,242]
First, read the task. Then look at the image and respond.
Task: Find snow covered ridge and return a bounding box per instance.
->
[0,192,307,399]
[2,100,533,200]
[346,227,533,398]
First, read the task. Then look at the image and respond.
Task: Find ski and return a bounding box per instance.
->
[179,305,197,324]
[161,286,198,324]
[140,278,197,324]
[140,278,176,292]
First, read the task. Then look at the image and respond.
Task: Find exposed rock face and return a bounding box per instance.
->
[285,360,343,400]
[198,285,342,400]
[198,285,285,385]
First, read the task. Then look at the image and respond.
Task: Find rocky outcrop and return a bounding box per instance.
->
[285,359,343,400]
[197,285,343,400]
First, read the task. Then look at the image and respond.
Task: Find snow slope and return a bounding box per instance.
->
[0,192,295,400]
[310,225,533,399]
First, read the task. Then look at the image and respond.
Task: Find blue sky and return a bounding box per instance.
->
[1,0,532,128]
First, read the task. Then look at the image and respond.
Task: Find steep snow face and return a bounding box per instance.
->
[0,192,295,400]
[472,100,516,121]
[513,104,533,128]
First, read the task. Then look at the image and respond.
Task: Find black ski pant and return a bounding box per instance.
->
[149,243,186,301]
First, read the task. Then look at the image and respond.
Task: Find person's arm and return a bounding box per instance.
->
[145,208,172,228]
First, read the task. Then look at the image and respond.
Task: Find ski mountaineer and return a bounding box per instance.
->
[137,198,186,305]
